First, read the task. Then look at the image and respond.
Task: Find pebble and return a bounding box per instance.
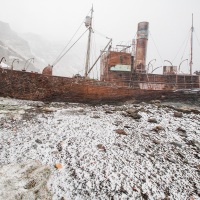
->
[115,129,127,135]
[170,142,183,148]
[35,139,42,144]
[97,144,106,152]
[176,127,186,133]
[55,163,63,169]
[174,112,183,118]
[148,118,157,123]
[153,139,161,144]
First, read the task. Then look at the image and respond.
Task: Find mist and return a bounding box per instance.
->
[0,0,200,76]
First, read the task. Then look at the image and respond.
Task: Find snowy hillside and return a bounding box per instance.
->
[0,21,39,72]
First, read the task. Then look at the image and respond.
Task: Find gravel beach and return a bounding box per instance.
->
[0,97,200,200]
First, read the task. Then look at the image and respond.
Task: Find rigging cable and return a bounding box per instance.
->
[53,28,89,66]
[52,22,84,66]
[149,32,164,66]
[171,29,191,62]
[194,30,200,48]
[91,16,98,78]
[93,29,109,39]
[92,30,97,78]
[52,9,92,66]
[180,30,190,61]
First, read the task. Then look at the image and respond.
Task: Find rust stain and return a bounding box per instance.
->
[0,68,199,103]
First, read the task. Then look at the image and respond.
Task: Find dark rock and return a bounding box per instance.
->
[167,157,176,163]
[52,151,59,155]
[176,127,186,133]
[32,144,37,149]
[170,141,183,148]
[148,118,157,123]
[124,125,131,129]
[196,164,200,169]
[153,139,161,144]
[113,120,122,126]
[152,125,164,132]
[191,140,200,150]
[187,139,200,150]
[133,104,140,107]
[148,152,155,157]
[196,154,200,159]
[183,159,189,164]
[35,139,42,144]
[115,129,127,135]
[105,110,113,114]
[191,109,200,114]
[97,144,106,152]
[78,108,84,113]
[174,112,183,118]
[177,152,185,159]
[141,192,149,200]
[92,115,100,119]
[150,100,161,104]
[24,180,36,189]
[132,186,139,192]
[126,108,139,115]
[36,102,44,107]
[42,107,56,112]
[56,142,63,152]
[130,113,142,119]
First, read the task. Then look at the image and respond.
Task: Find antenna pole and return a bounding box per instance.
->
[190,13,194,75]
[85,6,93,78]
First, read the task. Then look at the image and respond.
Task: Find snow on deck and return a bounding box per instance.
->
[0,98,200,199]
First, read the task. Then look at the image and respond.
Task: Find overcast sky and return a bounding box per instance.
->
[0,0,200,74]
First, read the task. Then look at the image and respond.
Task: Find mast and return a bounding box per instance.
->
[190,13,194,75]
[87,38,112,75]
[85,6,94,78]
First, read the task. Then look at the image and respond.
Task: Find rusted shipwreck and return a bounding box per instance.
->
[0,11,199,103]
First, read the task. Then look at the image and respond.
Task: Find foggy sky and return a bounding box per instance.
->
[1,0,200,74]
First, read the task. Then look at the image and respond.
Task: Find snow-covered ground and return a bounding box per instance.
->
[0,97,200,200]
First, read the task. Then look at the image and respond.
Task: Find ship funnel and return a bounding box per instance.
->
[135,22,149,73]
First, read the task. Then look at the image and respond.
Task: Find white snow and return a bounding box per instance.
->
[0,62,10,69]
[0,97,199,199]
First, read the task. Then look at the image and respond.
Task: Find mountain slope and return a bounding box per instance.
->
[0,20,96,77]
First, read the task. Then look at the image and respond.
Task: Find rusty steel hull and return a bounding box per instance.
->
[0,68,199,103]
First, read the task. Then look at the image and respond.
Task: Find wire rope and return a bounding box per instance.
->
[52,9,91,66]
[194,30,200,48]
[180,31,190,61]
[93,29,109,39]
[171,29,190,62]
[53,28,89,66]
[149,32,164,65]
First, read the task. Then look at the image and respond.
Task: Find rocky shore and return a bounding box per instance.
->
[0,97,200,200]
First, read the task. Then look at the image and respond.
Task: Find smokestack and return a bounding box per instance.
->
[135,22,149,73]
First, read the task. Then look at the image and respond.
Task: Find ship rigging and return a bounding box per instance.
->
[51,6,112,79]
